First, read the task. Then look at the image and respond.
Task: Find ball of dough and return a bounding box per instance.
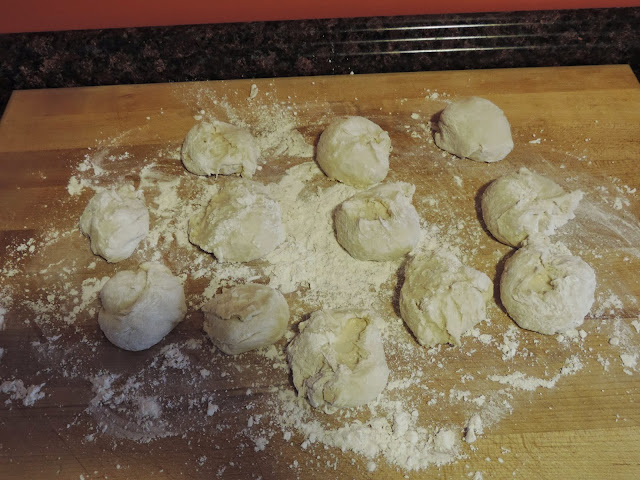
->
[189,180,285,263]
[399,250,492,347]
[335,182,420,261]
[181,120,260,177]
[316,116,392,188]
[203,284,289,355]
[481,167,584,247]
[500,239,596,335]
[434,97,513,163]
[287,308,389,409]
[98,262,187,351]
[79,185,149,263]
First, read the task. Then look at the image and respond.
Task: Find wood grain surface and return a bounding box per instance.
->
[1,65,639,480]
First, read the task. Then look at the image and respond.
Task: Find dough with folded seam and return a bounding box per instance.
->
[500,239,596,335]
[335,181,420,261]
[98,262,186,351]
[181,120,259,177]
[481,167,583,247]
[203,284,289,355]
[287,308,389,409]
[79,185,149,263]
[399,250,492,347]
[316,116,391,188]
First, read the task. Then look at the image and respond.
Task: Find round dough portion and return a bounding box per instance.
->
[189,180,285,263]
[203,284,289,355]
[287,308,389,409]
[481,167,584,247]
[316,116,392,188]
[399,250,492,347]
[500,239,596,335]
[335,182,420,261]
[434,97,513,163]
[79,185,149,263]
[181,121,260,177]
[98,262,187,351]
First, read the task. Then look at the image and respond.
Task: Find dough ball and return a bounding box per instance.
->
[287,309,389,409]
[79,185,149,263]
[181,121,260,177]
[316,116,392,188]
[335,182,420,261]
[481,167,584,247]
[500,239,596,335]
[434,97,513,163]
[98,262,187,351]
[203,284,289,355]
[189,180,285,263]
[399,250,492,347]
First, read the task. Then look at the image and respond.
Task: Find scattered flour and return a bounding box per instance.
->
[136,396,162,419]
[264,163,398,309]
[207,402,219,416]
[620,353,638,372]
[268,389,461,471]
[488,356,583,391]
[1,380,46,406]
[464,414,484,444]
[498,325,521,361]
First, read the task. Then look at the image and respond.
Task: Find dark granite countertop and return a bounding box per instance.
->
[1,7,639,116]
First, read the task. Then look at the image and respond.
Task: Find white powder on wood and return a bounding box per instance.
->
[207,402,219,416]
[464,413,484,443]
[2,84,640,478]
[268,389,460,471]
[136,396,162,419]
[1,379,46,406]
[264,163,398,308]
[620,353,638,370]
[488,356,583,391]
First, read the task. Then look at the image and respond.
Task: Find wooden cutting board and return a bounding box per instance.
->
[1,65,639,479]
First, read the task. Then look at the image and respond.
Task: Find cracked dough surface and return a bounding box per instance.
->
[335,182,420,261]
[203,284,289,355]
[98,262,187,351]
[399,250,493,347]
[481,167,583,247]
[287,308,389,409]
[79,185,149,263]
[500,239,596,335]
[181,120,260,177]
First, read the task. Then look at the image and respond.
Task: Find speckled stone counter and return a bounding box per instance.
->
[1,7,639,115]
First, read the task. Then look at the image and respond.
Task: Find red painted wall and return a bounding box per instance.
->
[2,0,639,34]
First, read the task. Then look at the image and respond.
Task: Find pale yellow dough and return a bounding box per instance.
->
[98,262,186,351]
[203,284,289,355]
[181,120,260,177]
[316,116,392,188]
[189,180,284,263]
[287,308,389,409]
[399,250,492,347]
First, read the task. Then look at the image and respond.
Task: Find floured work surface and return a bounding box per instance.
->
[1,66,639,479]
